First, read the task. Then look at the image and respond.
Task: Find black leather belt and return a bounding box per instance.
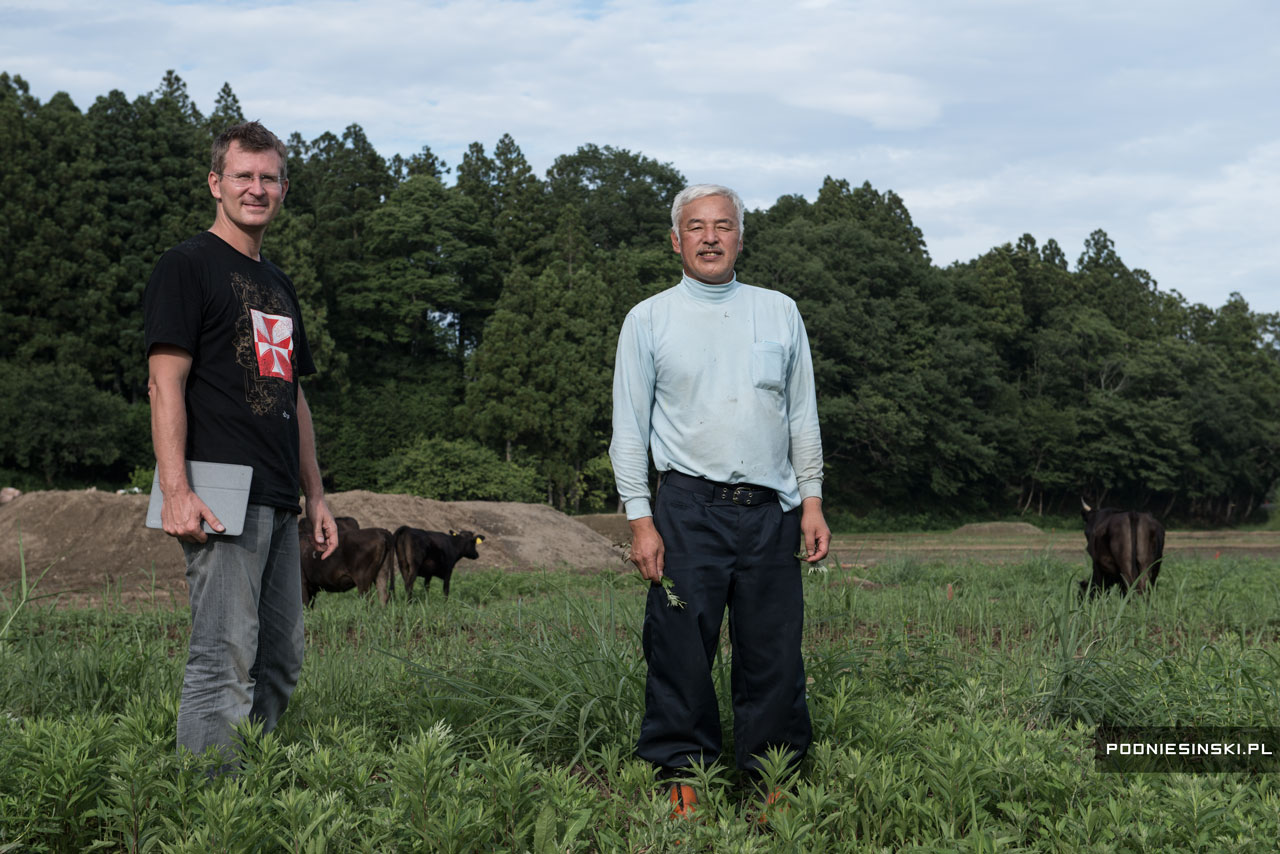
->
[662,470,778,506]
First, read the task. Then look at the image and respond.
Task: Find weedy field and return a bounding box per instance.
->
[2,546,1280,852]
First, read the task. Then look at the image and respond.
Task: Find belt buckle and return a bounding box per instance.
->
[731,486,752,506]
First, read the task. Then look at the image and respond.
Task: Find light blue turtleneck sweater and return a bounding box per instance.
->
[610,274,824,520]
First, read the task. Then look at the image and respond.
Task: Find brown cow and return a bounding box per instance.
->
[1080,499,1165,596]
[299,521,395,606]
[393,527,485,599]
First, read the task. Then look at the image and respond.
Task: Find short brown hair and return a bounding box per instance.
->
[211,121,288,180]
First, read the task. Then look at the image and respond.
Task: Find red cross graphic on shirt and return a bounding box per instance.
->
[250,308,294,381]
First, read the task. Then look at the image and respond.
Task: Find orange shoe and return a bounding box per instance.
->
[755,788,787,826]
[668,783,698,819]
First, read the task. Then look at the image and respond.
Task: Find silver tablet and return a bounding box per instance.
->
[145,461,253,537]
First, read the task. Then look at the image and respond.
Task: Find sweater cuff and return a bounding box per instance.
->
[624,497,653,521]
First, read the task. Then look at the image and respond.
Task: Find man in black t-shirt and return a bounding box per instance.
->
[144,121,338,767]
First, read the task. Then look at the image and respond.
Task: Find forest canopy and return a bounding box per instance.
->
[2,72,1276,524]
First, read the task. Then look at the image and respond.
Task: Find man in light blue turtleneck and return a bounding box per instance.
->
[610,184,830,817]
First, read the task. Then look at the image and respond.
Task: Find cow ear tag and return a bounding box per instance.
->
[475,536,484,545]
[449,529,456,536]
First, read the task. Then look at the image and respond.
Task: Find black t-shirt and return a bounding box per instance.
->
[144,231,316,512]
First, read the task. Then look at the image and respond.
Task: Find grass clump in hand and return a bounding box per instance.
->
[656,575,686,609]
[795,547,831,575]
[622,542,685,608]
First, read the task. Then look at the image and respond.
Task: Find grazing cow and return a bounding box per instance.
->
[393,527,485,599]
[299,525,395,606]
[299,515,360,535]
[1080,499,1165,596]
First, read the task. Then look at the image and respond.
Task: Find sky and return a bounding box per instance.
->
[3,0,1277,314]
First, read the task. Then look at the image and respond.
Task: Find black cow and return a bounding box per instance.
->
[299,515,360,535]
[1080,499,1165,596]
[299,524,395,606]
[393,527,485,599]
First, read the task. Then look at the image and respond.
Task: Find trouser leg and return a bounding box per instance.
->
[176,504,303,762]
[635,483,733,770]
[728,503,811,772]
[248,508,304,731]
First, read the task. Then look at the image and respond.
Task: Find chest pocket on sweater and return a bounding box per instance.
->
[751,341,787,393]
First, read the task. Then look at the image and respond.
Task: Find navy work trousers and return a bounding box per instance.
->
[636,474,812,774]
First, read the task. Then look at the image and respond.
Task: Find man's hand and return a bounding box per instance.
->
[629,516,666,582]
[800,496,830,563]
[160,485,224,543]
[305,496,339,560]
[295,386,338,557]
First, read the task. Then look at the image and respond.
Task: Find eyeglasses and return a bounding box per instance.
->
[218,172,284,190]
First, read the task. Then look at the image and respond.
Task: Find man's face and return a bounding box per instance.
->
[208,141,288,232]
[671,194,741,285]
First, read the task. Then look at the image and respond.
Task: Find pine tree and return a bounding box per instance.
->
[467,206,620,509]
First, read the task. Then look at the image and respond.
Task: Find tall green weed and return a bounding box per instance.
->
[3,554,1280,850]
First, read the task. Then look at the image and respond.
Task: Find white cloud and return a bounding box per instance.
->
[1144,140,1280,307]
[2,0,1277,312]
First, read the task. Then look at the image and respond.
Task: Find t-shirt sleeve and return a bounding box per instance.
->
[143,248,203,358]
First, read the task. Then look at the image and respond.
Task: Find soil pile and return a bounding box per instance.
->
[573,513,633,546]
[0,489,625,605]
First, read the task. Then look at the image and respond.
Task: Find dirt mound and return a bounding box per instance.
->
[325,491,624,571]
[574,513,633,546]
[952,521,1045,536]
[0,489,624,606]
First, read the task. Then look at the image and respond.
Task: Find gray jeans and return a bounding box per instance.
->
[177,504,304,764]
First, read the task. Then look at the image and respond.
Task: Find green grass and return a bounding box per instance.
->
[3,557,1280,851]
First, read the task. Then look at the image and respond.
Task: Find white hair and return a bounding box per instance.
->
[670,184,745,242]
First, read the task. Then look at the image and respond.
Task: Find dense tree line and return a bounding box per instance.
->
[2,73,1276,523]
